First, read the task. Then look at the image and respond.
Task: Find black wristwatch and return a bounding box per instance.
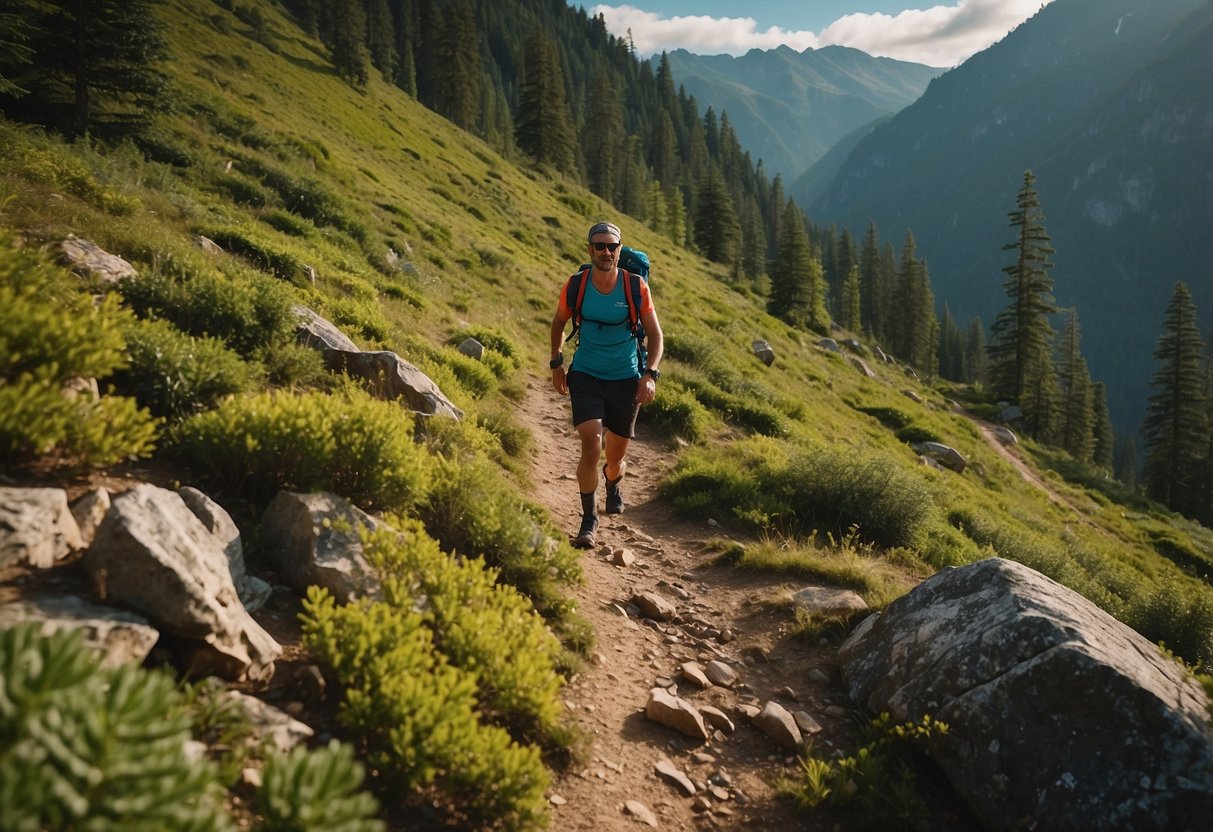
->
[549,353,564,369]
[645,367,661,381]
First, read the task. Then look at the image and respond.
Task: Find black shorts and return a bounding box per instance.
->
[567,370,640,438]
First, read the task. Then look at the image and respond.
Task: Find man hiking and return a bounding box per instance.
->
[550,221,664,549]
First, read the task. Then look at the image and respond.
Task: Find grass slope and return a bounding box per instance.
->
[2,0,1211,802]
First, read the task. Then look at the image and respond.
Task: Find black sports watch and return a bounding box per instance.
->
[549,353,564,369]
[645,367,661,381]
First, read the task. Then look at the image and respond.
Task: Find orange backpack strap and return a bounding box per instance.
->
[621,269,642,335]
[564,267,592,343]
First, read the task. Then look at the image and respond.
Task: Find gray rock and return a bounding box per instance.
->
[645,687,710,741]
[704,659,738,688]
[815,337,840,353]
[911,441,967,473]
[792,586,869,617]
[70,487,110,549]
[292,305,359,352]
[623,800,658,827]
[0,487,83,569]
[194,235,224,255]
[847,355,876,377]
[989,425,1018,446]
[259,491,383,604]
[0,594,159,666]
[654,757,696,795]
[752,339,775,366]
[839,557,1213,832]
[457,337,484,360]
[792,710,824,735]
[327,349,463,419]
[699,704,736,734]
[59,235,136,283]
[226,691,314,752]
[753,701,802,750]
[82,485,280,682]
[632,591,676,621]
[679,661,712,689]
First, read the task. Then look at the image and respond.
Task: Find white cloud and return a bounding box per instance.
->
[590,1,1053,67]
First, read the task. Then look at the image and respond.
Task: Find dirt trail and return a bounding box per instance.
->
[524,376,862,831]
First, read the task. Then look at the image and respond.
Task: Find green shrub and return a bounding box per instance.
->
[115,318,258,420]
[0,236,158,466]
[786,713,948,828]
[254,339,330,389]
[171,387,432,512]
[0,624,232,832]
[301,589,550,831]
[203,227,307,284]
[682,376,787,436]
[895,424,938,444]
[1127,573,1213,668]
[639,380,711,441]
[663,438,936,548]
[366,518,567,744]
[120,265,297,354]
[261,208,312,237]
[854,405,913,430]
[257,741,383,832]
[421,455,582,623]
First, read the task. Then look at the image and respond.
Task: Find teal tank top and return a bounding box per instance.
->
[569,275,639,381]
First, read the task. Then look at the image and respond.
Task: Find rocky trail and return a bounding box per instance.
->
[524,378,874,831]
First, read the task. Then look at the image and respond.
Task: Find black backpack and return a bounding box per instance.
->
[564,246,651,369]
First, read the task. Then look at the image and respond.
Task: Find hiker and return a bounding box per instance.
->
[550,221,664,549]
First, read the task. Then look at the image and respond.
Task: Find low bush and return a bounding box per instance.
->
[171,386,432,513]
[1126,573,1213,668]
[0,623,231,831]
[202,226,307,284]
[120,264,297,354]
[302,588,550,831]
[663,438,936,548]
[257,741,383,832]
[0,236,158,466]
[115,318,259,420]
[421,455,583,627]
[639,379,711,442]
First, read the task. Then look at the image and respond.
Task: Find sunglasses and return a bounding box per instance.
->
[592,242,620,253]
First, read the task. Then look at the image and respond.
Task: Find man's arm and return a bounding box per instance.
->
[641,307,663,371]
[550,311,570,395]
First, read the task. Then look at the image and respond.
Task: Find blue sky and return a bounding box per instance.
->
[584,1,1055,67]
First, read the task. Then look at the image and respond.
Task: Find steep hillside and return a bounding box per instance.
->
[4,0,1213,828]
[803,0,1213,436]
[666,45,940,182]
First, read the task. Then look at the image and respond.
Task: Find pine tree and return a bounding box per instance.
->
[840,264,862,334]
[1057,310,1095,462]
[938,305,965,382]
[892,233,936,374]
[583,68,623,200]
[768,201,812,327]
[330,0,371,87]
[988,171,1059,438]
[966,317,987,387]
[1116,433,1139,491]
[859,221,886,342]
[738,195,766,284]
[436,0,481,130]
[648,108,678,190]
[365,0,398,82]
[26,0,169,134]
[1091,381,1114,471]
[515,26,576,175]
[693,163,740,265]
[1142,282,1208,514]
[0,3,34,98]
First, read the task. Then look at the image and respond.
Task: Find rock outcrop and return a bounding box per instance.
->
[839,557,1213,831]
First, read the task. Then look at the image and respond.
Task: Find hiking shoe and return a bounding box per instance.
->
[572,514,598,549]
[603,464,625,515]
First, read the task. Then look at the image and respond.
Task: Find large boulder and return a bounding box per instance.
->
[0,487,83,569]
[327,350,463,419]
[839,558,1213,831]
[179,486,271,612]
[81,485,281,682]
[259,491,383,604]
[0,594,159,667]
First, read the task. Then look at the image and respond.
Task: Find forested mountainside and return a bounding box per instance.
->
[803,0,1213,439]
[666,44,940,183]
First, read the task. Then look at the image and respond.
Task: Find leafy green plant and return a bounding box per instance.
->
[0,233,158,466]
[171,386,432,513]
[638,379,711,441]
[116,317,259,420]
[301,588,550,831]
[785,713,949,827]
[256,741,383,832]
[0,623,232,832]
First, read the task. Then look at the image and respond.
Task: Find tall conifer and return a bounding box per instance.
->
[693,164,740,265]
[515,26,576,174]
[1057,310,1095,462]
[988,171,1059,438]
[1142,282,1207,513]
[1091,381,1114,471]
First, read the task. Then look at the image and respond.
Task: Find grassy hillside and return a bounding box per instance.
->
[3,0,1213,827]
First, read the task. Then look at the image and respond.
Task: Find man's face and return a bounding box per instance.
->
[589,235,620,268]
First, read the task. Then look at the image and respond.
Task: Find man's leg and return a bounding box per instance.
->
[572,418,603,547]
[603,430,630,514]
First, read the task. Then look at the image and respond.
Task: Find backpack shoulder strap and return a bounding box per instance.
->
[564,268,592,343]
[621,268,642,334]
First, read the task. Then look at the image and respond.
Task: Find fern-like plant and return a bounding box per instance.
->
[256,740,383,832]
[0,623,232,832]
